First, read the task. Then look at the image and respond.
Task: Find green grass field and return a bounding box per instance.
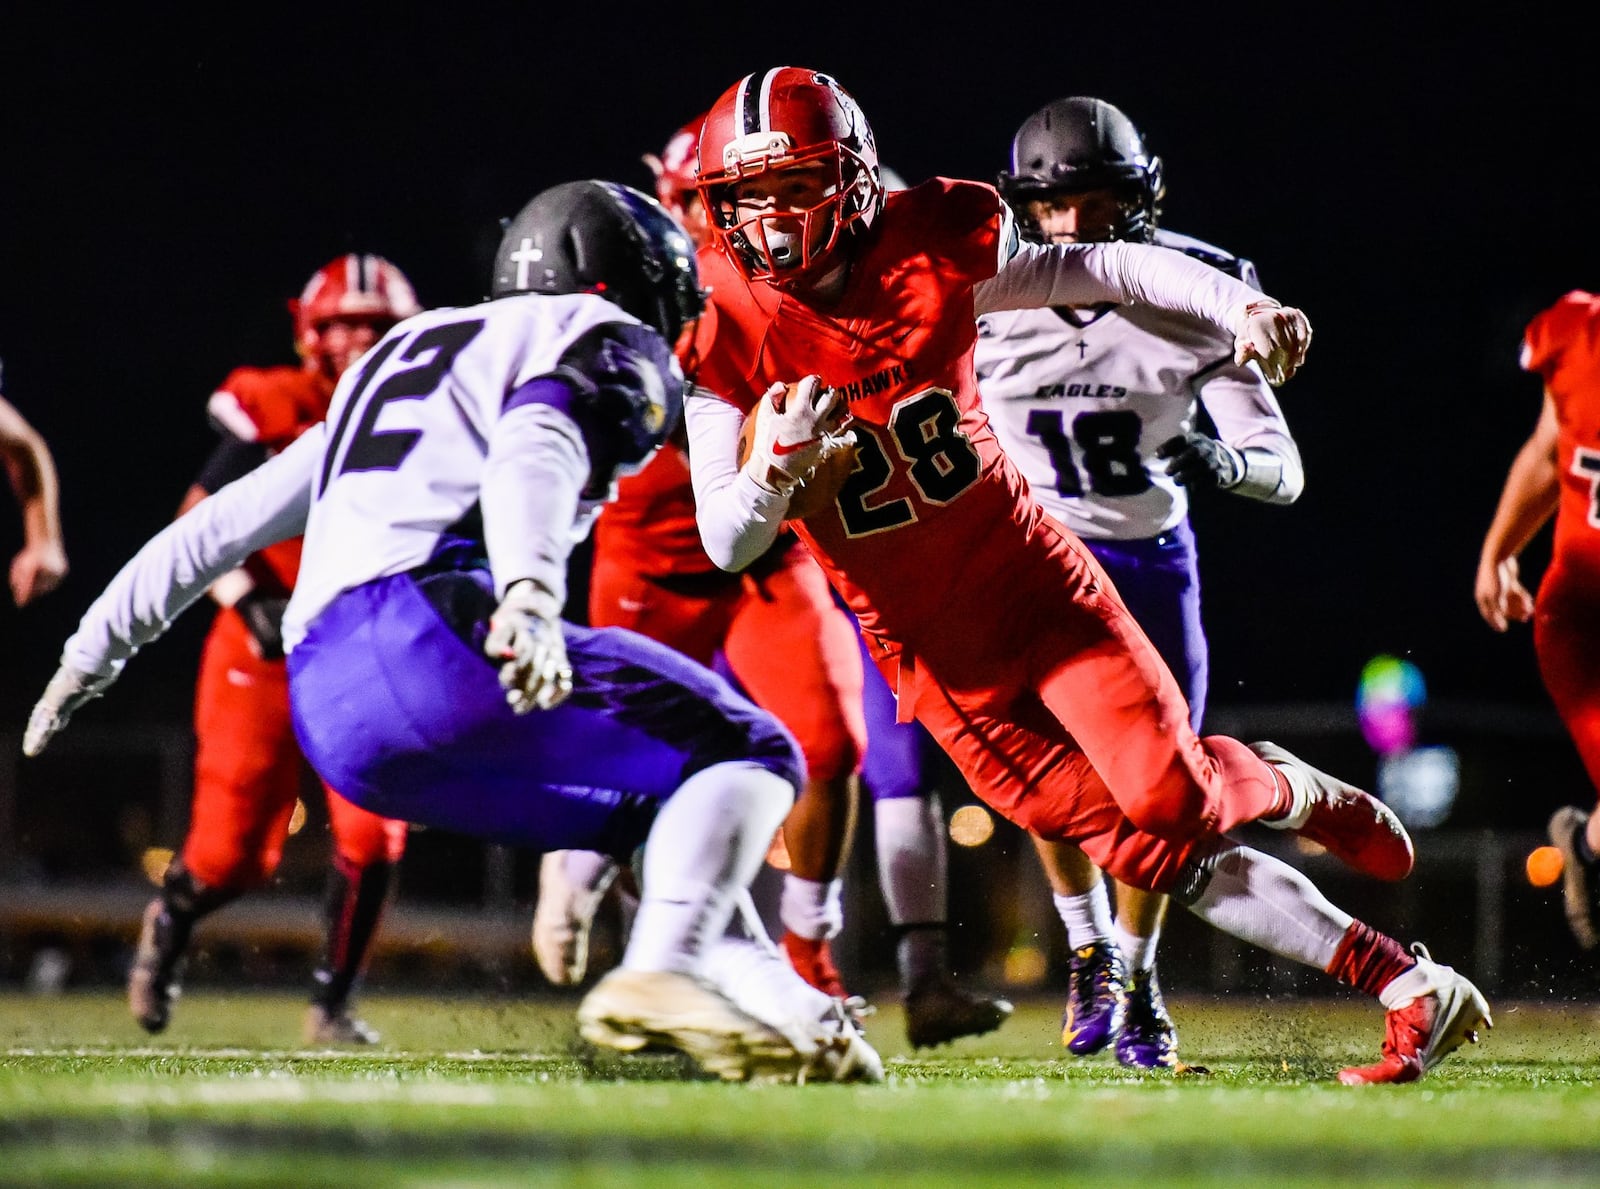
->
[3,990,1598,1187]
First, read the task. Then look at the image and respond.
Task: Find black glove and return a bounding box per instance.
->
[236,589,290,660]
[1155,433,1242,490]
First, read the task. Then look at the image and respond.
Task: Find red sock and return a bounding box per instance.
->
[1325,920,1414,998]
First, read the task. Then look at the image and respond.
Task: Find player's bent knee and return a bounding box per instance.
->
[1116,776,1213,841]
[745,725,807,792]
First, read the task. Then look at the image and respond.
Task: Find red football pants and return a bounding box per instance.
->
[1536,564,1600,796]
[589,547,866,781]
[884,520,1281,893]
[185,610,408,890]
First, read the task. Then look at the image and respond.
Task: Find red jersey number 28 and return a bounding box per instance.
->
[836,388,981,537]
[1573,446,1600,528]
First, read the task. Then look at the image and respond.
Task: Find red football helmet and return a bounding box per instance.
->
[290,254,422,358]
[695,67,883,288]
[643,113,711,249]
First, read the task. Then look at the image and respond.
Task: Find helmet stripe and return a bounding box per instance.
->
[755,68,783,134]
[734,72,759,136]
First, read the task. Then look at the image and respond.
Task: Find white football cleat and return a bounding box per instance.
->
[577,968,802,1082]
[1338,944,1492,1085]
[795,997,884,1085]
[532,851,619,985]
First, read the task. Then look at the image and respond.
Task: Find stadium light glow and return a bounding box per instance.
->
[140,846,174,885]
[948,805,995,847]
[1527,845,1564,888]
[1003,940,1048,986]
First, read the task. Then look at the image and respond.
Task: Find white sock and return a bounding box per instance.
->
[1259,762,1314,831]
[780,874,844,941]
[550,850,619,907]
[1378,956,1434,1009]
[875,795,946,925]
[1113,920,1159,973]
[1187,844,1352,969]
[624,761,794,974]
[1053,885,1114,950]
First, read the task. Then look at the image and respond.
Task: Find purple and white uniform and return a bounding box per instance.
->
[974,230,1302,728]
[59,293,801,857]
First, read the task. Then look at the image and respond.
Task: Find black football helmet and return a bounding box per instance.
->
[491,180,706,346]
[997,97,1165,244]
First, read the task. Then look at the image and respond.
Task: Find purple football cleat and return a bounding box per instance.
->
[1116,968,1179,1069]
[1062,942,1126,1055]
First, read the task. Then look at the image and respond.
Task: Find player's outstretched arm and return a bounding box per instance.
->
[21,427,321,756]
[977,238,1312,385]
[1475,392,1560,631]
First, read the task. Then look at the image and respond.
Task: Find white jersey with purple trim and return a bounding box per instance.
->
[56,291,675,681]
[285,292,675,650]
[975,231,1300,541]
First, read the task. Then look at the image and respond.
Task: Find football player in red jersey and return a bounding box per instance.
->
[1477,290,1600,952]
[0,360,68,606]
[130,255,419,1045]
[532,116,1011,1047]
[682,66,1490,1083]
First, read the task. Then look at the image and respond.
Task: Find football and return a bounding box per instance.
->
[736,399,858,522]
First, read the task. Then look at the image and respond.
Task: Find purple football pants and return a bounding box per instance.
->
[289,568,802,859]
[1084,517,1208,732]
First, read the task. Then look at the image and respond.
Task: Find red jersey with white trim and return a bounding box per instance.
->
[592,443,712,576]
[1521,290,1600,577]
[205,365,334,594]
[695,177,1046,651]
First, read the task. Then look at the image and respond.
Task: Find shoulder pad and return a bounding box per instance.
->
[1523,290,1600,377]
[209,366,328,446]
[1154,229,1259,287]
[554,320,683,474]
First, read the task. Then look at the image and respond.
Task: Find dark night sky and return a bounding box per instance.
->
[2,8,1595,736]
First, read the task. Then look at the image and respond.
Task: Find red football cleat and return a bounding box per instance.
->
[1338,945,1492,1085]
[1250,741,1415,881]
[780,931,848,999]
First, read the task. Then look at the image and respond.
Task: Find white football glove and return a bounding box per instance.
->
[484,579,573,714]
[744,375,856,495]
[23,663,116,757]
[1232,300,1312,386]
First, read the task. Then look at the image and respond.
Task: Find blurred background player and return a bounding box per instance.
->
[25,180,881,1084]
[131,255,419,1045]
[533,116,1010,1048]
[1476,289,1600,952]
[983,97,1304,1067]
[0,358,69,606]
